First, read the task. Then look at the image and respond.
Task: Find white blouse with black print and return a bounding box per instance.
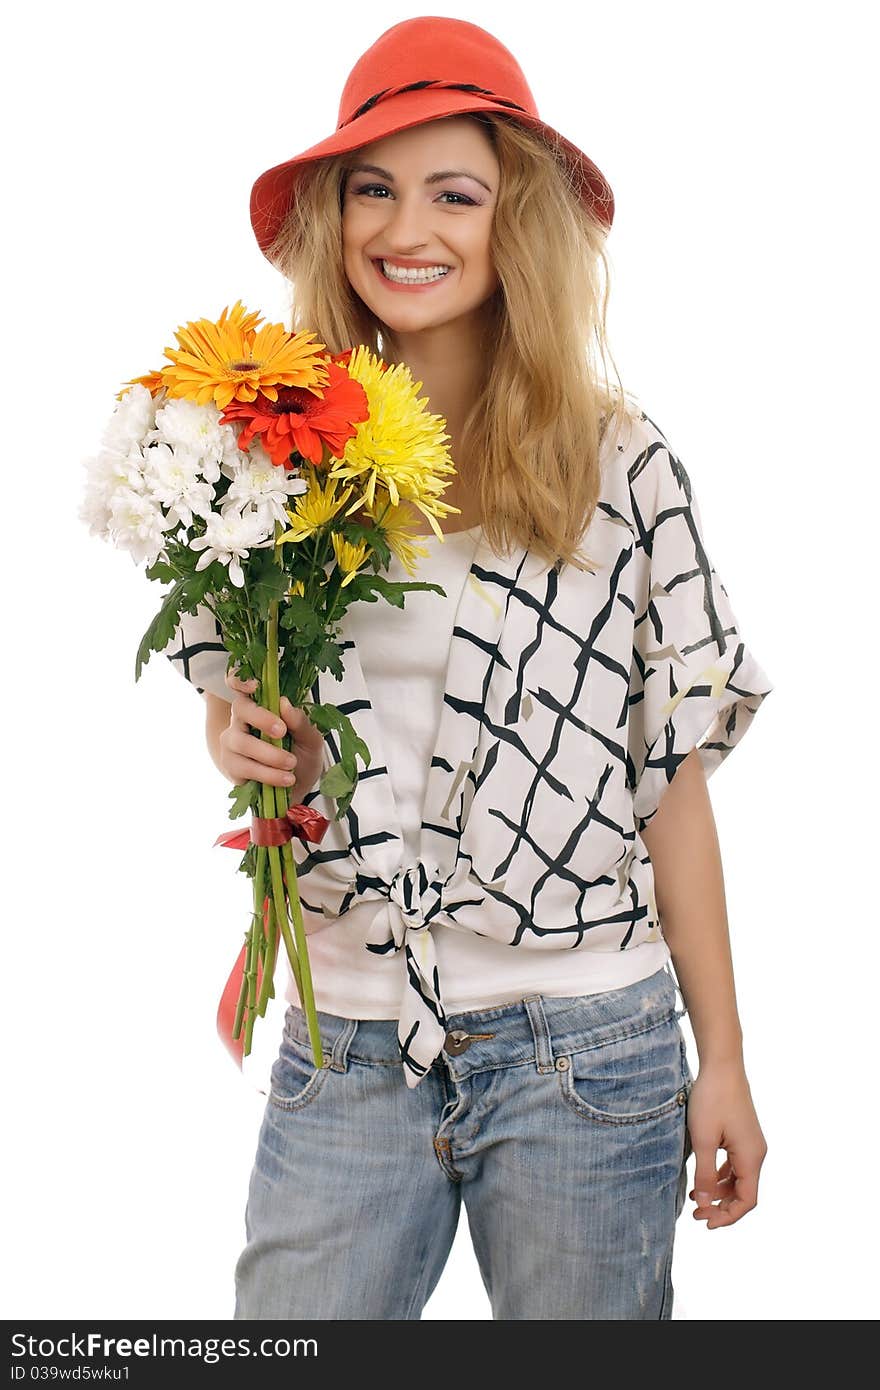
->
[163,401,775,1089]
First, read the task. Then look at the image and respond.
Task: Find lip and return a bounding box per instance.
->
[371,258,454,293]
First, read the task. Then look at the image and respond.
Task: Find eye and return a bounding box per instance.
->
[351,183,475,206]
[352,183,391,199]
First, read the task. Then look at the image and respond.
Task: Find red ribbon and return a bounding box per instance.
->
[213,802,330,1067]
[213,800,330,852]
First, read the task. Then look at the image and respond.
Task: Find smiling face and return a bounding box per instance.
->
[341,116,501,343]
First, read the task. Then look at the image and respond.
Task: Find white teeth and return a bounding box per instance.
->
[381,260,451,283]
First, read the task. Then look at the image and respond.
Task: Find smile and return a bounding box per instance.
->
[372,259,454,291]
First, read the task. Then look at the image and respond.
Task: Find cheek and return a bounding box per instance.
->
[463,228,495,276]
[341,205,367,246]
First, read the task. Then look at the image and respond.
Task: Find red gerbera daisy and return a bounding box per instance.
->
[219,356,370,467]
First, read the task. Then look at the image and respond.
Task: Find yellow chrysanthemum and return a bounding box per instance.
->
[276,475,356,544]
[364,500,435,578]
[286,578,306,599]
[331,534,370,588]
[155,299,330,411]
[325,346,456,521]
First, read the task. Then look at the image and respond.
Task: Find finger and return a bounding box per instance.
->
[695,1169,760,1227]
[232,730,298,773]
[232,694,288,740]
[226,667,258,692]
[689,1174,735,1202]
[691,1148,722,1206]
[279,697,312,734]
[705,1192,755,1227]
[280,698,325,751]
[230,756,298,789]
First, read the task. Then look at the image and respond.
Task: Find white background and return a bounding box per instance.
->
[3,0,876,1322]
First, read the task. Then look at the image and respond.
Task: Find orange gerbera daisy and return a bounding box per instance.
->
[156,300,330,411]
[220,358,370,467]
[115,368,166,401]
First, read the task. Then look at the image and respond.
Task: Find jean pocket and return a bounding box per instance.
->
[558,1014,691,1125]
[268,1019,330,1112]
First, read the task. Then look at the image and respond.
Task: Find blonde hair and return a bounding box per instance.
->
[264,112,636,573]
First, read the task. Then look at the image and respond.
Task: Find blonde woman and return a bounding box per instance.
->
[169,17,774,1320]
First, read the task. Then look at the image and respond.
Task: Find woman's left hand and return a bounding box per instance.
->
[685,1059,768,1228]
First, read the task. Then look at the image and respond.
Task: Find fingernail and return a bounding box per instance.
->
[273,722,285,735]
[696,1191,712,1202]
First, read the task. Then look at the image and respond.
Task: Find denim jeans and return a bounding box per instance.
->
[233,964,694,1320]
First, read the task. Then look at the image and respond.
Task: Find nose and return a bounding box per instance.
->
[377,192,432,250]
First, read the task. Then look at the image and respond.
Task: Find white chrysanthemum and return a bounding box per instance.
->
[101,385,160,454]
[143,441,217,530]
[78,472,114,539]
[85,443,151,499]
[147,398,237,484]
[108,488,171,566]
[221,442,309,531]
[79,445,154,541]
[190,508,272,588]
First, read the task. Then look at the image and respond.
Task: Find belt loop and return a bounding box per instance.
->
[523,995,555,1074]
[328,1017,358,1072]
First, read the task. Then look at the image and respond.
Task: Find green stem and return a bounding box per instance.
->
[234,843,268,1043]
[279,836,321,1059]
[242,899,265,1056]
[262,601,324,1067]
[256,888,278,1017]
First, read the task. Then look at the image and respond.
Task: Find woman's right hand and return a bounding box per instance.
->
[219,668,326,798]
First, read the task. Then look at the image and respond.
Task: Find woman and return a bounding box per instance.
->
[169,17,773,1319]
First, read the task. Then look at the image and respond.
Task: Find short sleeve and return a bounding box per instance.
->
[160,601,232,702]
[627,417,774,831]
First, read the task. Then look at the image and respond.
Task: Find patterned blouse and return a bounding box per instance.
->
[164,402,775,1089]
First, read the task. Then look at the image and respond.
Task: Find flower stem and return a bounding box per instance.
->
[242,897,266,1056]
[262,601,324,1068]
[279,835,321,1056]
[256,887,278,1017]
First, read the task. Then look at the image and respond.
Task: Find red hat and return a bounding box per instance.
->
[250,16,615,263]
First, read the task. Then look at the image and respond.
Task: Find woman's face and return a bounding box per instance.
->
[341,116,501,341]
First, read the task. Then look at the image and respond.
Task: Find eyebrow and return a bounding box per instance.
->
[346,162,494,194]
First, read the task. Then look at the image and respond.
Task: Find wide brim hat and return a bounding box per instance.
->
[250,16,615,264]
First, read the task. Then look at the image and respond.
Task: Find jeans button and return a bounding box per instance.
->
[555,1056,570,1071]
[444,1029,473,1055]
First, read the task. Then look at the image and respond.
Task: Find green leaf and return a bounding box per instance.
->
[319,763,355,799]
[314,637,345,681]
[340,574,448,609]
[227,780,260,820]
[304,705,370,769]
[135,578,190,681]
[144,557,178,584]
[278,596,322,649]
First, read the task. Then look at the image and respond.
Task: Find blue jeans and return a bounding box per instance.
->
[233,965,694,1320]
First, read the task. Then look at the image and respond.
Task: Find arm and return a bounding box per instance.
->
[640,747,743,1064]
[640,747,768,1228]
[203,691,235,783]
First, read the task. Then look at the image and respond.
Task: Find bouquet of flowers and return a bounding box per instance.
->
[79,300,458,1067]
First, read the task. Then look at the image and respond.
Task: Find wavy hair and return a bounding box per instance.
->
[263,112,636,573]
